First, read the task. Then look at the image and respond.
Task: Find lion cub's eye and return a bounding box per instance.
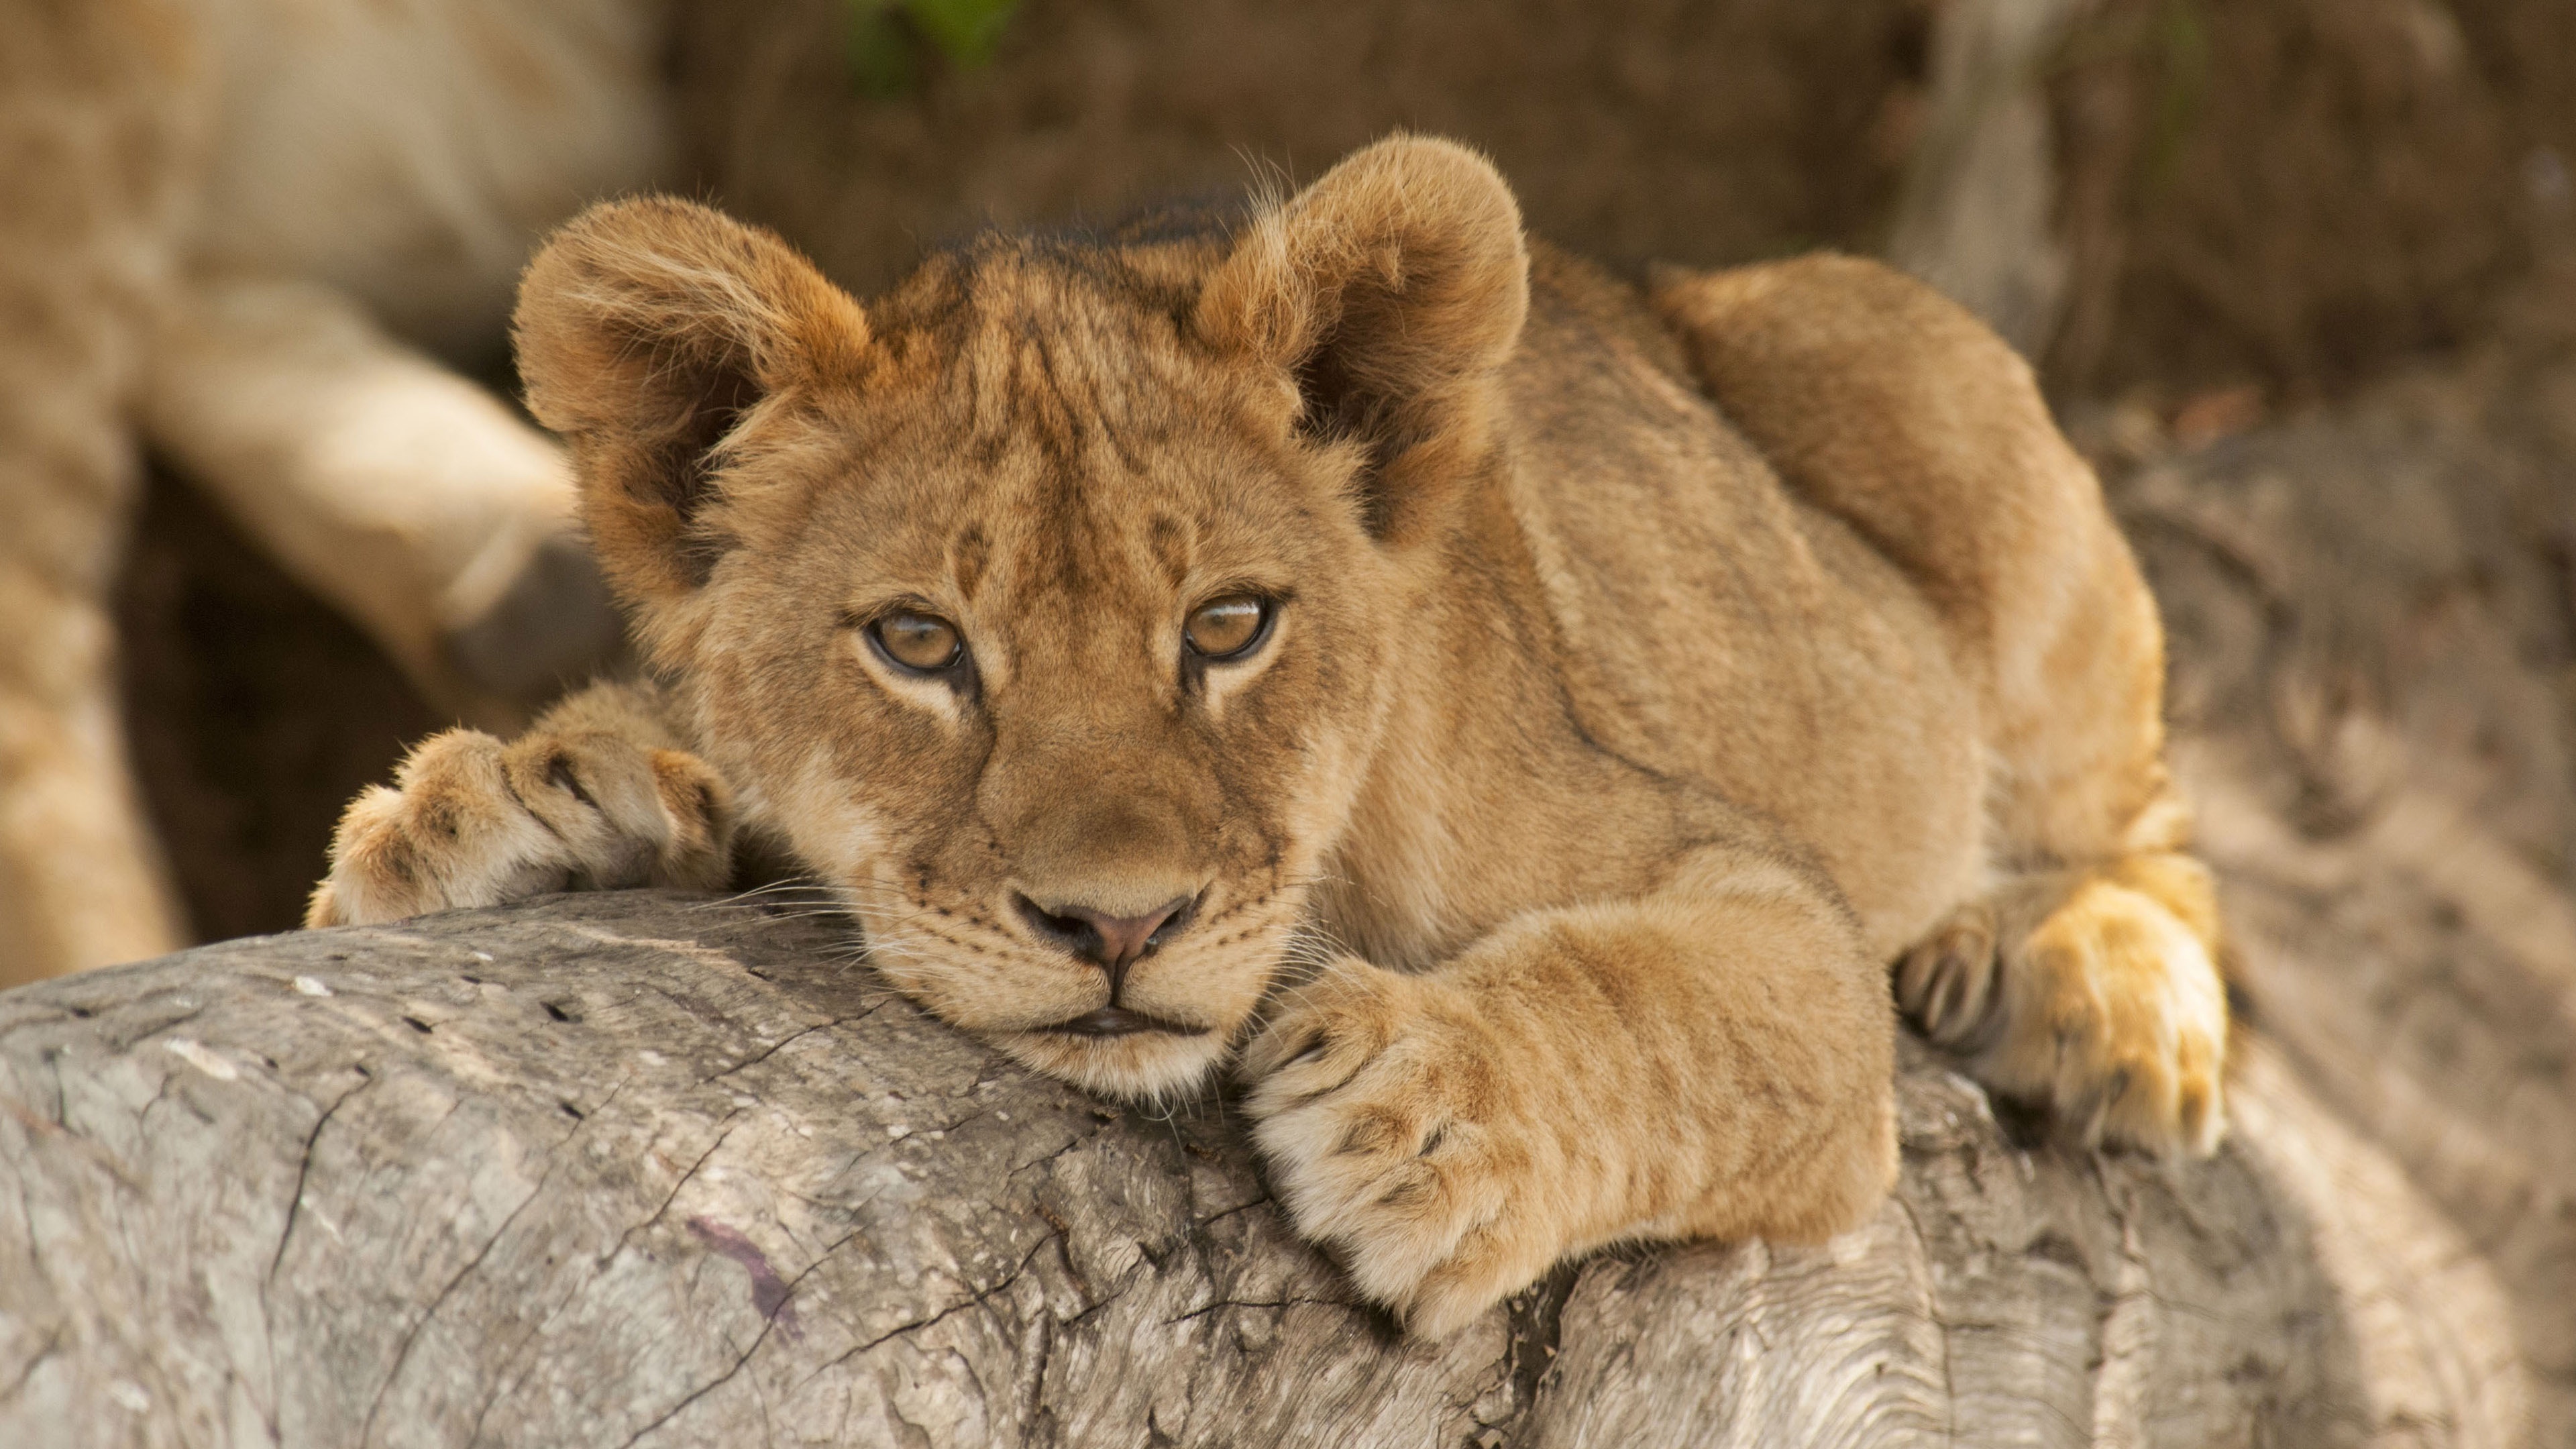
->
[1183,596,1271,660]
[869,610,964,674]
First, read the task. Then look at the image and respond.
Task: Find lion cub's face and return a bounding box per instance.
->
[683,248,1399,1098]
[516,142,1527,1098]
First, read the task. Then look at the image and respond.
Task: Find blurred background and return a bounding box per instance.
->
[118,0,2576,941]
[18,0,2574,1433]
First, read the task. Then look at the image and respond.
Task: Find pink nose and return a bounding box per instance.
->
[1015,894,1194,994]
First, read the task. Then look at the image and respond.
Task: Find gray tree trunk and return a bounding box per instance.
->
[1886,0,2092,358]
[0,891,2525,1447]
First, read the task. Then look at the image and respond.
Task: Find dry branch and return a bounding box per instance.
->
[0,890,2523,1447]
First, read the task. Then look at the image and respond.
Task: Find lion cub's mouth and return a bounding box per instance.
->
[1044,1006,1210,1038]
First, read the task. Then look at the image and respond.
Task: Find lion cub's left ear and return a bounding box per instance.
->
[513,197,871,612]
[1196,136,1529,545]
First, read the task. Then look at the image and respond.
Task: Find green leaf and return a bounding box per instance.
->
[841,0,1016,96]
[845,0,918,97]
[2143,0,2211,200]
[902,0,1020,68]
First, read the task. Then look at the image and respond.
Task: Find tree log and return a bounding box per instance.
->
[0,891,2524,1447]
[2102,356,2576,1448]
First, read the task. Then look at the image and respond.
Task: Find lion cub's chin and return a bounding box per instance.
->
[994,1026,1236,1104]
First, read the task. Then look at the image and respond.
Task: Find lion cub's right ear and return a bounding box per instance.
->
[1194,136,1528,548]
[513,197,870,610]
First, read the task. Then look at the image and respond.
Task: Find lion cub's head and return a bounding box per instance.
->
[513,137,1529,1099]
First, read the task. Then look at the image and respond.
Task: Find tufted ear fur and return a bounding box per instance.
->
[1195,136,1529,545]
[513,196,871,608]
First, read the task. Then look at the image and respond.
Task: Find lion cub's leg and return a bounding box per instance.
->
[1898,853,2226,1153]
[1653,254,2226,1157]
[0,0,196,983]
[1889,647,2225,1157]
[142,278,623,731]
[307,680,733,927]
[1242,847,1898,1338]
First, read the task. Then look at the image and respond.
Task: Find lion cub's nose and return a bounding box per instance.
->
[1015,894,1195,989]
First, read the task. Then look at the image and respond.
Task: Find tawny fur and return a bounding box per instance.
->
[311,137,2229,1336]
[0,0,661,986]
[0,0,197,980]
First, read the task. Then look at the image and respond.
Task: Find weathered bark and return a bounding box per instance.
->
[0,891,2524,1447]
[2099,350,2576,1448]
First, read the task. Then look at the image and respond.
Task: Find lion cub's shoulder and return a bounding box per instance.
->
[1523,242,1699,384]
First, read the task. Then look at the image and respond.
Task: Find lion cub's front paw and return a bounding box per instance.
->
[307,723,732,928]
[1902,871,2226,1157]
[1239,962,1562,1338]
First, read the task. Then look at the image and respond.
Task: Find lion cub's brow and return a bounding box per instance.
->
[877,240,1222,424]
[845,244,1287,616]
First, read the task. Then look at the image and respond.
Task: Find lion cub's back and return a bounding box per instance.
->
[1501,248,1985,954]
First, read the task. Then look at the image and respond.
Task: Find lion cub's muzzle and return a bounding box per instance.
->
[1014,888,1211,1036]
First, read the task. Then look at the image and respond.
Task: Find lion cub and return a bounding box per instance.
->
[309,136,2228,1336]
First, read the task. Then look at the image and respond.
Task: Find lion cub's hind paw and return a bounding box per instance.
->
[1238,963,1553,1340]
[1895,898,2001,1049]
[307,724,732,928]
[1905,877,2227,1159]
